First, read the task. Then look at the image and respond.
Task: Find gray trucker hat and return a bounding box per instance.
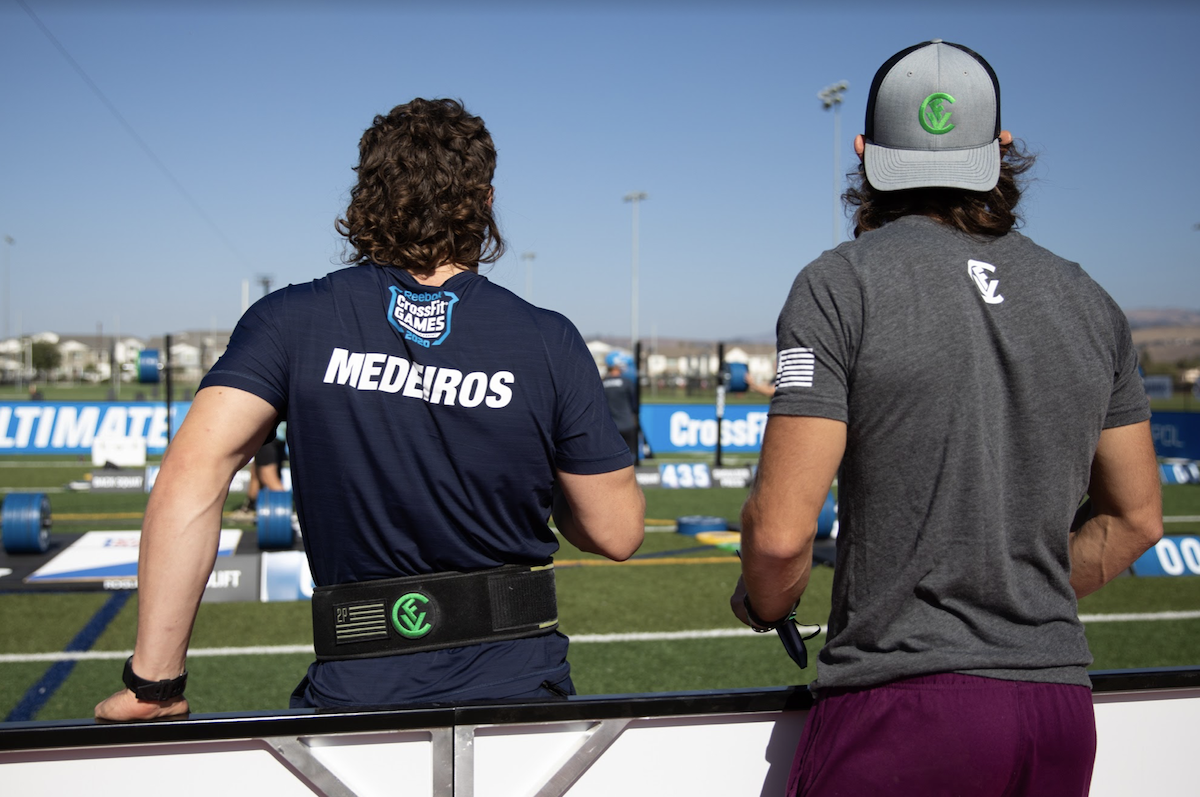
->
[863,40,1001,192]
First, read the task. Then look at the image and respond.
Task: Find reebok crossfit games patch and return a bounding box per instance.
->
[388,287,458,348]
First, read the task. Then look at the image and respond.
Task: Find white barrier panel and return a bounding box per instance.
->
[0,670,1196,796]
[1092,687,1200,797]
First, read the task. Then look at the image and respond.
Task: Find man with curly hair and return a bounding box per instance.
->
[732,41,1161,795]
[97,99,644,719]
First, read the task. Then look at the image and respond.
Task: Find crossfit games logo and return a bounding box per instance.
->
[388,287,458,348]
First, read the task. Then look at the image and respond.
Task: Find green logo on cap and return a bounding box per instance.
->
[392,593,433,639]
[919,93,956,135]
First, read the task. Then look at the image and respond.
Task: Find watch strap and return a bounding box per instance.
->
[743,594,796,633]
[122,656,188,701]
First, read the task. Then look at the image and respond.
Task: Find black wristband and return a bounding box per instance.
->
[743,594,795,633]
[122,656,188,702]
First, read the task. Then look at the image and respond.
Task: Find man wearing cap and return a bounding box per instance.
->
[732,41,1161,795]
[602,353,639,457]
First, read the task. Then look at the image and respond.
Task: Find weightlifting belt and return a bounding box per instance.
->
[311,563,558,661]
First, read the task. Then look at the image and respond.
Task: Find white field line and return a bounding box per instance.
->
[3,611,1200,664]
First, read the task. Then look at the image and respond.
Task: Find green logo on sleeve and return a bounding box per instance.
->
[919,93,956,134]
[392,593,433,638]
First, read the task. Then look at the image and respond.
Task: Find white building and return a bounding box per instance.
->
[0,330,230,385]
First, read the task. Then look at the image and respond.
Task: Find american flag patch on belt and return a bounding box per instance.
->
[334,601,389,645]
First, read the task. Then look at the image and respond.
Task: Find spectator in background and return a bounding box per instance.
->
[732,40,1161,796]
[96,97,644,722]
[745,372,776,398]
[602,352,639,456]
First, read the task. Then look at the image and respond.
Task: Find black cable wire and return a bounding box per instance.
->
[15,0,248,267]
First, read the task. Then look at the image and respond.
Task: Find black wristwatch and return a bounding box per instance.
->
[743,595,796,633]
[122,656,188,701]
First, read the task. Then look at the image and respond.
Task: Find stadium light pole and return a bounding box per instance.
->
[623,192,648,350]
[819,81,849,248]
[2,235,12,341]
[521,251,536,304]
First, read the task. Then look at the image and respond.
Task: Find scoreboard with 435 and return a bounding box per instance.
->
[658,463,712,489]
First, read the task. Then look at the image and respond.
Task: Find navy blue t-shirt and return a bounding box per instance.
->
[200,265,632,705]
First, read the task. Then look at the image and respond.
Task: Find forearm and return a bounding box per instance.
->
[740,496,814,621]
[132,456,233,679]
[732,416,844,627]
[1070,511,1161,599]
[741,559,811,622]
[131,387,275,678]
[551,483,581,546]
[553,469,645,561]
[96,386,278,721]
[1070,421,1163,600]
[554,497,645,561]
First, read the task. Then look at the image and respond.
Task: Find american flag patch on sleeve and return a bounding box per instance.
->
[776,348,815,388]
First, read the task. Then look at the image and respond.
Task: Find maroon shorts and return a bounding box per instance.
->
[790,673,1096,797]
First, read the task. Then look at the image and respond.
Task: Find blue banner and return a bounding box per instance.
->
[1160,462,1200,485]
[0,402,190,455]
[641,404,770,454]
[1131,536,1200,577]
[1150,411,1200,462]
[6,400,1186,460]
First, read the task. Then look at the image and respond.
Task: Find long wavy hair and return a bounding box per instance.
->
[844,139,1037,239]
[336,98,505,274]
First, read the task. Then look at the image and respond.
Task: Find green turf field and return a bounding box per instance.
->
[1,461,1198,723]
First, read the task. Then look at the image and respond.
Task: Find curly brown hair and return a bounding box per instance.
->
[844,139,1037,239]
[336,98,505,274]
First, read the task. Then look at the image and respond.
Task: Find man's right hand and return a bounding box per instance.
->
[94,688,189,723]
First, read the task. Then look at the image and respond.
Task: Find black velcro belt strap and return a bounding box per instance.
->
[311,564,558,661]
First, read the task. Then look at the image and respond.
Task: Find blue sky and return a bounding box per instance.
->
[1,0,1197,342]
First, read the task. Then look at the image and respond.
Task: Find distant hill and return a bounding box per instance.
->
[586,332,775,349]
[1125,308,1200,329]
[590,311,1200,351]
[726,331,776,345]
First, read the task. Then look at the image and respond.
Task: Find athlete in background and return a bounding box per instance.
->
[602,356,639,456]
[233,424,286,518]
[732,41,1161,795]
[97,98,644,720]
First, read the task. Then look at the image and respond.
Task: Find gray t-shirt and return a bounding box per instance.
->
[771,216,1149,693]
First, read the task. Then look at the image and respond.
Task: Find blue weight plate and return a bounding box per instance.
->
[138,349,161,384]
[676,515,728,536]
[725,362,749,393]
[256,489,295,550]
[2,492,51,554]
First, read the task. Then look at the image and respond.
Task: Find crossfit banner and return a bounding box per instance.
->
[642,406,1200,458]
[1151,411,1200,462]
[640,404,770,454]
[0,401,190,455]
